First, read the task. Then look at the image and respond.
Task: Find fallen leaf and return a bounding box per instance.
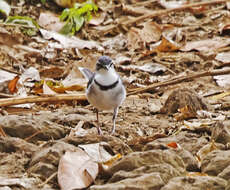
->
[139,21,162,43]
[58,150,98,190]
[89,12,106,26]
[159,0,186,9]
[155,36,180,52]
[0,29,20,47]
[0,177,36,189]
[213,73,230,88]
[40,29,103,51]
[0,70,17,83]
[38,12,65,32]
[8,75,19,94]
[40,67,65,79]
[127,27,144,50]
[215,52,230,63]
[127,22,162,50]
[79,143,113,163]
[167,142,178,148]
[181,37,230,52]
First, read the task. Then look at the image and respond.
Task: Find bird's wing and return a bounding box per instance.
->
[78,67,94,80]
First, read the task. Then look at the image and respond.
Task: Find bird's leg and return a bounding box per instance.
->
[111,107,118,135]
[95,108,103,135]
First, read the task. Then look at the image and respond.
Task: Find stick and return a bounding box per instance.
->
[128,68,230,95]
[0,94,86,107]
[38,172,57,187]
[103,0,228,34]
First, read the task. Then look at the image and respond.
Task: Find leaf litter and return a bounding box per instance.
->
[1,0,230,189]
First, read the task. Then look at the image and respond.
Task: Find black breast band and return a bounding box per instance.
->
[94,79,119,91]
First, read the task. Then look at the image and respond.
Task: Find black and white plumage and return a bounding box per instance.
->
[78,56,126,134]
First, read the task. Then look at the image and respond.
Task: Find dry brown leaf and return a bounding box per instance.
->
[0,30,20,47]
[181,37,230,52]
[155,37,180,52]
[38,12,65,32]
[40,67,65,79]
[127,22,162,50]
[8,76,19,94]
[127,27,144,50]
[58,150,98,190]
[140,21,162,43]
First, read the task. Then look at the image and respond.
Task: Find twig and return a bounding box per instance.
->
[128,68,230,95]
[0,125,7,137]
[0,94,86,107]
[103,0,228,34]
[38,172,57,187]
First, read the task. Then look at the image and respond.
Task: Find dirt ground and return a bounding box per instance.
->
[1,0,230,189]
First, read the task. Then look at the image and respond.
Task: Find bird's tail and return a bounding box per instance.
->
[78,67,94,80]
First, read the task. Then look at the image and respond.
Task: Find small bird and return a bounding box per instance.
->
[78,56,126,135]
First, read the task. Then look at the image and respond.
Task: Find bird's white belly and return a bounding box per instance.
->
[87,84,125,110]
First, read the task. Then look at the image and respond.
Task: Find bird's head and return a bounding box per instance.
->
[96,56,114,72]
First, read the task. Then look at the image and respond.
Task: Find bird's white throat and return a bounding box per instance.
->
[95,68,118,85]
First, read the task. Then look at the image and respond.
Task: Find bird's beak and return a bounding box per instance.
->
[97,62,109,70]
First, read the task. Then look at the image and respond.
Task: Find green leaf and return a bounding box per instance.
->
[59,22,73,35]
[59,0,98,35]
[6,15,39,28]
[74,16,84,32]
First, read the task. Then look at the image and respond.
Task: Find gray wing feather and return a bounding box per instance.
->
[78,67,94,80]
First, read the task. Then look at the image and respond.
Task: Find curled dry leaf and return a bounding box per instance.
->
[38,12,65,32]
[58,150,98,190]
[181,37,230,52]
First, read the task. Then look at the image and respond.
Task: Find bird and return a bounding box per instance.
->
[78,56,126,135]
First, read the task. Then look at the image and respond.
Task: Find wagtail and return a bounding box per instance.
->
[78,56,126,135]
